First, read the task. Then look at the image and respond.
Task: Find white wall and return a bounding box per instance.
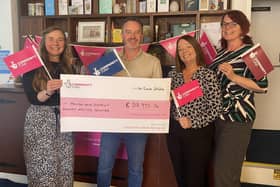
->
[250,0,280,130]
[0,0,19,52]
[231,0,252,19]
[241,1,280,186]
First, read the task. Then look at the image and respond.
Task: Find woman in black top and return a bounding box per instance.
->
[167,35,222,187]
[22,26,75,187]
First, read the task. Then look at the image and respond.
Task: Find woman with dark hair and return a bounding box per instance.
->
[209,10,268,187]
[22,26,75,186]
[167,35,222,187]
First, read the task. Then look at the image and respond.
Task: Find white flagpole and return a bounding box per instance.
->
[113,49,131,77]
[31,45,53,80]
[171,90,182,118]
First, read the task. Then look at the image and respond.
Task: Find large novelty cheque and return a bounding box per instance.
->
[60,74,171,133]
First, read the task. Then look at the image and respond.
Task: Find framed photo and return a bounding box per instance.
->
[77,21,105,42]
[199,0,209,10]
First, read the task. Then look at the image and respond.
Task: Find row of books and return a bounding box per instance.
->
[143,0,228,13]
[111,22,196,44]
[44,0,92,16]
[32,0,228,16]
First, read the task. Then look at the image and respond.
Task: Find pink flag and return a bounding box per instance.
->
[199,32,217,65]
[35,35,42,45]
[114,46,123,53]
[75,132,128,159]
[140,43,150,52]
[241,43,274,80]
[4,46,43,77]
[171,79,203,107]
[23,36,39,49]
[159,31,196,58]
[73,45,107,66]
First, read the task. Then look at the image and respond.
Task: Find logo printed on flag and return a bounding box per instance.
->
[3,45,43,77]
[199,32,217,65]
[171,79,203,107]
[88,49,129,76]
[240,43,274,80]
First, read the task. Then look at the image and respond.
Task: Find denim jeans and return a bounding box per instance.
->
[97,133,148,187]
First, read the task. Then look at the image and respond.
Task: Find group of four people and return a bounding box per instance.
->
[22,10,268,187]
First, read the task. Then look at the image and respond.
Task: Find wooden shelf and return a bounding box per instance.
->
[18,0,230,47]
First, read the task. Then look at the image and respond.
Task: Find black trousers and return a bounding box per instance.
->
[167,118,214,187]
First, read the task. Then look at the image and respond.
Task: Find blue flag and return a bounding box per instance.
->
[88,49,130,76]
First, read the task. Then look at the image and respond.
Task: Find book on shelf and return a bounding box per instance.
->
[84,0,92,14]
[170,23,196,37]
[139,1,147,13]
[184,0,198,11]
[69,0,84,15]
[58,0,68,15]
[112,28,123,43]
[126,0,136,13]
[143,25,152,43]
[146,0,156,12]
[45,0,55,16]
[99,0,112,14]
[157,0,169,12]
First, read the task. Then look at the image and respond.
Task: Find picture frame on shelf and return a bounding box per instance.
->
[77,21,105,42]
[184,0,198,11]
[199,0,209,10]
[218,0,228,10]
[209,0,219,10]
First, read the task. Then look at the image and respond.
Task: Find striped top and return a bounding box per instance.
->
[209,44,268,123]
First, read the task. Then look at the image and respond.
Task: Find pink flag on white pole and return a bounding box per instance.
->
[171,79,203,107]
[199,32,217,65]
[23,36,39,49]
[140,43,150,52]
[4,45,43,77]
[73,45,107,66]
[241,43,273,80]
[159,31,196,58]
[35,35,42,45]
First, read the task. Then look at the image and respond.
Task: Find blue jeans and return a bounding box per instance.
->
[97,133,148,187]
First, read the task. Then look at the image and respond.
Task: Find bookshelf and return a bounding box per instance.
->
[18,0,231,48]
[16,1,231,186]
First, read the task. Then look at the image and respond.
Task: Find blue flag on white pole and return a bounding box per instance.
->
[88,49,130,76]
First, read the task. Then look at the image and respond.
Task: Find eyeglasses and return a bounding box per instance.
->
[221,21,238,28]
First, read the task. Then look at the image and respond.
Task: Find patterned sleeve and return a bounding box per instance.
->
[168,70,177,89]
[186,69,222,128]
